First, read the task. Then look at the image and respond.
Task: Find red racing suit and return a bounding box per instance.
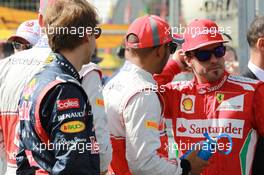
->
[154,60,264,175]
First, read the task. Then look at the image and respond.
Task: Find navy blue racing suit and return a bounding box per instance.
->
[16,52,100,175]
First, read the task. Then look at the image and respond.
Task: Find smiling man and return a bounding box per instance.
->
[154,19,264,175]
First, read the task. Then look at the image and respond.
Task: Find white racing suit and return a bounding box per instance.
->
[103,61,182,175]
[79,63,112,172]
[0,36,51,175]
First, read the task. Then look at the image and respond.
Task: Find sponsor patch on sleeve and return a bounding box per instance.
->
[60,121,86,133]
[95,98,104,107]
[145,120,159,130]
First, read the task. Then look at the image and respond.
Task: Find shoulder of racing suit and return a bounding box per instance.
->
[169,80,194,91]
[227,75,263,92]
[104,62,164,117]
[79,62,102,79]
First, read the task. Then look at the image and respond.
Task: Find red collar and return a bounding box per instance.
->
[194,72,229,94]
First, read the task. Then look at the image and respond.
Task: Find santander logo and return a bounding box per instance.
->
[177,124,187,133]
[176,118,244,139]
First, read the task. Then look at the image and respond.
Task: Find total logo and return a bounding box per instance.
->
[176,118,244,139]
[57,98,80,111]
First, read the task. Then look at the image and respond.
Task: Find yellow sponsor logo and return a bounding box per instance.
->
[182,98,193,111]
[24,78,37,100]
[145,120,159,130]
[60,121,86,133]
[45,55,55,64]
[216,93,225,103]
[95,98,104,107]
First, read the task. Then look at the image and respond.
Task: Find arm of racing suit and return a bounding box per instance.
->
[154,59,181,86]
[40,83,100,175]
[253,83,264,136]
[0,126,7,175]
[123,91,182,175]
[153,59,182,119]
[81,69,112,172]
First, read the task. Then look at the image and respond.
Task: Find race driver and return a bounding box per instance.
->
[0,0,112,174]
[103,15,208,175]
[16,0,100,174]
[154,19,264,175]
[0,0,52,173]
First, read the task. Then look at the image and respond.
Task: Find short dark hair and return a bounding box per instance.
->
[44,0,99,52]
[247,16,264,47]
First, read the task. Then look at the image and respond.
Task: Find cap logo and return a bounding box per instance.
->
[191,27,219,38]
[25,21,34,27]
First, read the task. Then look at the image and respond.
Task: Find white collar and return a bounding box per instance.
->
[248,61,264,81]
[122,61,156,85]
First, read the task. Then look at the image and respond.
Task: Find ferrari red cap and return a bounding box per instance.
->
[182,19,228,52]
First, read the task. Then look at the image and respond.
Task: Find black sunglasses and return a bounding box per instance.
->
[193,45,226,62]
[12,42,33,50]
[167,42,177,54]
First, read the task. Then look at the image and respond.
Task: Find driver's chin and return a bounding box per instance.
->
[207,69,224,82]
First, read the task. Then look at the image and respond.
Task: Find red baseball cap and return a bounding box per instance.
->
[125,15,173,48]
[182,19,228,52]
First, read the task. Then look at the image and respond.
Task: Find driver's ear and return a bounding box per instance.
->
[256,38,264,52]
[83,32,92,43]
[155,45,164,58]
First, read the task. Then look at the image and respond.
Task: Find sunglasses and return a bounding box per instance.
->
[12,42,33,50]
[167,42,177,54]
[193,45,226,62]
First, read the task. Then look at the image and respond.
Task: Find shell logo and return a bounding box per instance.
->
[182,98,193,111]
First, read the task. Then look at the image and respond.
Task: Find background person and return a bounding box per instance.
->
[0,41,14,59]
[242,15,264,175]
[224,45,239,74]
[7,19,41,53]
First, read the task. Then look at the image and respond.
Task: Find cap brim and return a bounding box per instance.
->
[184,40,229,52]
[7,36,30,44]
